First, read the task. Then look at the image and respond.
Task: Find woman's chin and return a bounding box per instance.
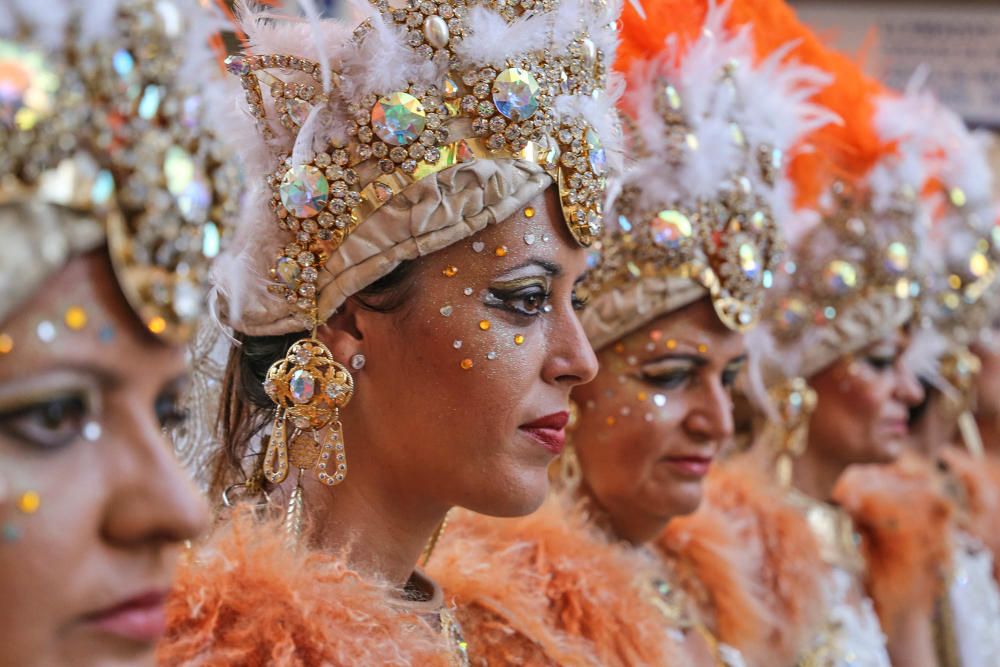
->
[459,466,551,518]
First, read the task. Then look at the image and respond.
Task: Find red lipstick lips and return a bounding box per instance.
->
[86,590,168,644]
[520,411,570,455]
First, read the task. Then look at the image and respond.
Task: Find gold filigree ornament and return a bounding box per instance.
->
[769,183,923,343]
[263,338,355,488]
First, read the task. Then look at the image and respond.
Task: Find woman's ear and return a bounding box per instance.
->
[317,299,365,363]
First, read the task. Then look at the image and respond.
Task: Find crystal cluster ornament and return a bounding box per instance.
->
[767,185,923,341]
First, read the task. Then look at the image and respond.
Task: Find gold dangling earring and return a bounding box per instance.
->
[941,346,985,459]
[770,377,816,489]
[262,337,355,542]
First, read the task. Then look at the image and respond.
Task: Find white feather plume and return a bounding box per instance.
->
[621,0,833,225]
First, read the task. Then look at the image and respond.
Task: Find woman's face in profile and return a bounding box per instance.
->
[0,250,207,667]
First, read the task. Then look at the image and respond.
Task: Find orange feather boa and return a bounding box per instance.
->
[428,496,683,666]
[660,465,826,667]
[158,506,454,666]
[834,457,954,640]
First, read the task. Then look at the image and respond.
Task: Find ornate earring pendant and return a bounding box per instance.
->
[771,377,816,488]
[263,338,355,488]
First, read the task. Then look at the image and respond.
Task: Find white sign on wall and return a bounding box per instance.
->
[793,2,1000,127]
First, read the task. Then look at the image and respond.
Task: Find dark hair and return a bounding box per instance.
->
[209,261,416,497]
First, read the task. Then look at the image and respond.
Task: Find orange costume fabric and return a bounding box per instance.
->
[834,457,955,640]
[428,495,682,666]
[661,465,827,667]
[158,507,455,667]
[941,448,1000,583]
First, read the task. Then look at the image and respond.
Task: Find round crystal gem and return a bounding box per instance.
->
[884,242,909,274]
[164,146,210,222]
[650,210,693,249]
[777,298,808,331]
[0,41,58,131]
[371,92,426,146]
[823,260,857,294]
[970,251,991,277]
[280,165,329,218]
[289,369,316,404]
[586,127,607,175]
[492,68,540,121]
[276,257,301,289]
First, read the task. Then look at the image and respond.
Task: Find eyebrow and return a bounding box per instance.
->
[641,353,749,367]
[506,258,562,277]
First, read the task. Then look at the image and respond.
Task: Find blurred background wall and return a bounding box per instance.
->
[789,0,1000,193]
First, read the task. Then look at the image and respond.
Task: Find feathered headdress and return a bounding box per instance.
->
[215,0,624,337]
[580,0,833,349]
[732,0,939,383]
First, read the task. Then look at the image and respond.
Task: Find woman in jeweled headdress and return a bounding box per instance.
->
[0,0,242,664]
[726,7,945,664]
[158,0,624,663]
[427,1,833,664]
[858,86,1000,667]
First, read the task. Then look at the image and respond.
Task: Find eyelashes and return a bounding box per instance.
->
[0,388,188,451]
[485,284,550,317]
[0,393,90,451]
[639,364,744,391]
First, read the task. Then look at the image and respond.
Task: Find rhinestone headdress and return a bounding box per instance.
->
[922,103,1000,348]
[0,0,240,342]
[755,64,936,381]
[219,0,622,335]
[579,0,833,349]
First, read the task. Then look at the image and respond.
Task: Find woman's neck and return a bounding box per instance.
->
[296,456,449,587]
[792,442,847,504]
[578,484,667,547]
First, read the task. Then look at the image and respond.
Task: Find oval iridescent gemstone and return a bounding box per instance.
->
[371,92,426,146]
[164,146,210,222]
[275,256,301,289]
[289,369,315,404]
[280,165,329,218]
[492,68,540,121]
[650,210,693,249]
[884,241,909,274]
[738,242,760,279]
[823,260,857,294]
[776,297,808,331]
[586,127,607,176]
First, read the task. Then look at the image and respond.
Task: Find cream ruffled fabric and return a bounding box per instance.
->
[754,292,914,389]
[0,201,105,325]
[798,293,913,379]
[223,157,552,336]
[581,276,708,351]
